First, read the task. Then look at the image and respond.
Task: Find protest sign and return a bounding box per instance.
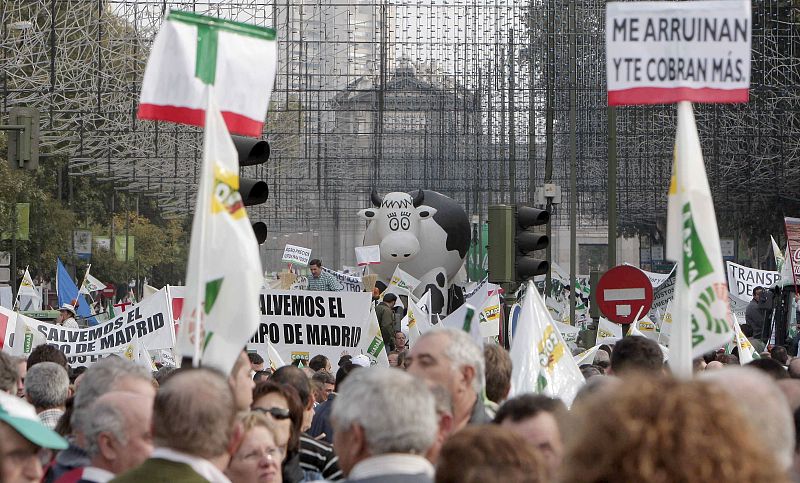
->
[322,267,363,292]
[785,217,800,287]
[248,290,388,369]
[355,245,381,266]
[606,0,751,105]
[726,262,780,301]
[650,269,676,317]
[3,288,175,367]
[281,244,312,266]
[639,266,674,288]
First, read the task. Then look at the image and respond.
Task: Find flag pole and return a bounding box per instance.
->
[79,264,92,295]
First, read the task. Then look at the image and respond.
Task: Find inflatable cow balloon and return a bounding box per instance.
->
[358,189,470,315]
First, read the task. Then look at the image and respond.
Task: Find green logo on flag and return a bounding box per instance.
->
[691,286,729,348]
[681,203,714,285]
[367,337,384,358]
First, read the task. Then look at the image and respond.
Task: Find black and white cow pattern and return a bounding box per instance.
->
[358,189,470,315]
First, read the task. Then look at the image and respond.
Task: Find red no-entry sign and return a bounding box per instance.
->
[596,265,654,324]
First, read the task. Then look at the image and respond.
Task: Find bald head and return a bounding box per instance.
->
[705,361,724,371]
[153,368,236,459]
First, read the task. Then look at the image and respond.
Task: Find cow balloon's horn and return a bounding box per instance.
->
[371,188,382,207]
[412,189,425,208]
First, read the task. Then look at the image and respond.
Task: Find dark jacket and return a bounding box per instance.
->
[308,394,335,444]
[375,302,396,351]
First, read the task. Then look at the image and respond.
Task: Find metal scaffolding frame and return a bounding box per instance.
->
[2,0,799,266]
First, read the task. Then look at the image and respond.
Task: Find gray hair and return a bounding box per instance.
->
[83,399,128,458]
[25,362,69,409]
[153,368,236,458]
[430,328,485,394]
[332,367,437,455]
[700,367,795,469]
[72,357,151,432]
[0,351,18,393]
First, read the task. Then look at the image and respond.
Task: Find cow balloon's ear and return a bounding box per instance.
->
[358,209,377,220]
[417,206,437,219]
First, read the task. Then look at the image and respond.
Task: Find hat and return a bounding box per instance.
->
[351,354,371,368]
[0,392,68,450]
[58,303,76,316]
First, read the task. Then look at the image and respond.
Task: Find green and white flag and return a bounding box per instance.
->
[666,102,733,379]
[138,11,277,137]
[178,87,264,375]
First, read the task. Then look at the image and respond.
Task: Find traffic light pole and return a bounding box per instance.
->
[568,0,577,327]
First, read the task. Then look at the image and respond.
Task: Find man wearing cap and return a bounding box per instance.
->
[0,391,68,483]
[56,303,80,329]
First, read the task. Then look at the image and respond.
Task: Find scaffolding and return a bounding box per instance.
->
[1,0,799,268]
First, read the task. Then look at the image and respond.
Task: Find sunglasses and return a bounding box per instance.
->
[253,406,291,420]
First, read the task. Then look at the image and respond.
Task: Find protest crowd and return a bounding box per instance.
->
[2,314,800,483]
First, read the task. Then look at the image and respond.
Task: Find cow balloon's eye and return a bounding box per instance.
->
[400,217,410,230]
[389,218,400,231]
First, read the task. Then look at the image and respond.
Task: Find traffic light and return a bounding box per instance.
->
[232,135,270,244]
[488,204,550,285]
[515,205,550,281]
[6,107,39,170]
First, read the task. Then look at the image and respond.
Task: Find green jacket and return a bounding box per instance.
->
[375,302,396,351]
[110,458,208,483]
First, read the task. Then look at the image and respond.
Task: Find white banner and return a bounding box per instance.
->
[321,267,363,292]
[3,288,175,367]
[726,262,780,302]
[249,290,388,369]
[640,266,674,288]
[281,244,312,266]
[606,0,751,105]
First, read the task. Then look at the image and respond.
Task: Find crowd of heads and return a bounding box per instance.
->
[4,328,800,483]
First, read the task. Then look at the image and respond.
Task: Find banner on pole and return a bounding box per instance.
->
[281,244,312,266]
[249,290,388,369]
[606,0,751,106]
[2,288,175,366]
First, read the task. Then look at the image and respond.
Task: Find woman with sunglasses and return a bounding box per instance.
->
[252,382,305,483]
[226,412,283,483]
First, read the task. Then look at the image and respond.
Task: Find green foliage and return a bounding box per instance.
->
[1,132,189,287]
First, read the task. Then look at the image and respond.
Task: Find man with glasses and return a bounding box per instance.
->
[0,390,68,483]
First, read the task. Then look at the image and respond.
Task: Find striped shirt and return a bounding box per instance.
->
[299,433,343,481]
[38,408,64,430]
[306,271,344,292]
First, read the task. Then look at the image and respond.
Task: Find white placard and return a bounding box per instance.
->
[606,1,751,105]
[726,261,780,302]
[355,245,381,266]
[281,244,312,266]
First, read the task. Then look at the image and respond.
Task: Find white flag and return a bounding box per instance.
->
[509,282,585,407]
[666,102,733,379]
[80,273,106,295]
[266,341,286,370]
[574,344,601,366]
[386,266,421,296]
[596,318,622,346]
[138,11,277,137]
[732,314,757,365]
[178,87,265,375]
[17,268,41,300]
[555,320,580,345]
[355,245,381,266]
